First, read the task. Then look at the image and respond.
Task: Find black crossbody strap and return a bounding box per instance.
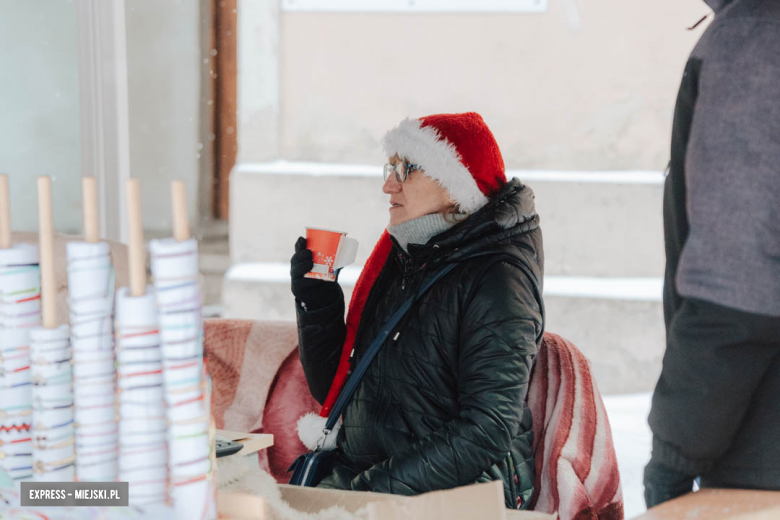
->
[323,263,457,432]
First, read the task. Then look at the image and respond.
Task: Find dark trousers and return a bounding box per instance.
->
[645,296,780,507]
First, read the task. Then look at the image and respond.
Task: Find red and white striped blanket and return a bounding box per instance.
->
[205,320,623,520]
[528,332,624,520]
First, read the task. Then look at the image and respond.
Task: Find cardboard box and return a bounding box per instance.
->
[632,489,780,520]
[219,481,556,520]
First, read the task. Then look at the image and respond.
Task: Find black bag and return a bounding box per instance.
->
[288,448,338,487]
[288,263,457,487]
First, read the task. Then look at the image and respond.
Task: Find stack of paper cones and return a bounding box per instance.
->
[68,177,117,482]
[115,179,168,505]
[150,180,215,520]
[29,176,75,482]
[0,174,40,482]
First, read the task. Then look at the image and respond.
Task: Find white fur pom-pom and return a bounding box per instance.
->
[297,413,341,452]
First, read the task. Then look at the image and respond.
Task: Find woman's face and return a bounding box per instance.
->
[383,155,453,226]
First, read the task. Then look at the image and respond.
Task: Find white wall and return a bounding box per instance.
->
[238,0,706,170]
[0,0,82,234]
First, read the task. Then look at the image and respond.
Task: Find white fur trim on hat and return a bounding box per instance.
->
[297,413,341,452]
[381,118,489,214]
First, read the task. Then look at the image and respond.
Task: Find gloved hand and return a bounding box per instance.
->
[290,236,342,311]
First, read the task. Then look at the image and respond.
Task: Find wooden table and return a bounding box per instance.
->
[217,429,274,456]
[632,489,780,520]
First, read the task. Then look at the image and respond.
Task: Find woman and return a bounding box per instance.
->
[290,112,544,509]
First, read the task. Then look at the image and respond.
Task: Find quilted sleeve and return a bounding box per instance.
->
[295,293,347,405]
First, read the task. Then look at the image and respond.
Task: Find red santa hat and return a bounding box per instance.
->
[382,112,507,213]
[297,112,507,451]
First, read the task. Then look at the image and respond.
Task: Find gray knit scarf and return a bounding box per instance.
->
[387,212,456,254]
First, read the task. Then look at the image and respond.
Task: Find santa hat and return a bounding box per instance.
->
[297,113,506,451]
[382,112,507,213]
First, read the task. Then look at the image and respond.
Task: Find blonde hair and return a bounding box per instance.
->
[443,203,470,224]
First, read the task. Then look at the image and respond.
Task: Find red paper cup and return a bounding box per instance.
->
[304,228,358,282]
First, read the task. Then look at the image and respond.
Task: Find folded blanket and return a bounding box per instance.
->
[528,332,624,520]
[205,319,319,479]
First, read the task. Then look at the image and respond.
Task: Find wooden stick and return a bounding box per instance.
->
[0,174,10,249]
[37,176,57,329]
[126,178,146,297]
[82,177,100,243]
[171,180,190,242]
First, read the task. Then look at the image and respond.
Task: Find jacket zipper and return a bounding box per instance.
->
[349,258,393,451]
[362,247,439,453]
[398,247,432,296]
[507,452,521,509]
[370,256,409,449]
[367,253,421,452]
[398,252,412,294]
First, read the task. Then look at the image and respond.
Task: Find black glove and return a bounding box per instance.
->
[290,236,342,311]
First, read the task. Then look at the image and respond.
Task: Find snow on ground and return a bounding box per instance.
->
[603,392,653,519]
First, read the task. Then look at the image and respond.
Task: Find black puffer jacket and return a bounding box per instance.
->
[296,178,544,509]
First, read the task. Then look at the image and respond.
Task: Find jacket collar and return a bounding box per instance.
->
[398,178,539,265]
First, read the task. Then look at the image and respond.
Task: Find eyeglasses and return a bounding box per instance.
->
[383,161,422,183]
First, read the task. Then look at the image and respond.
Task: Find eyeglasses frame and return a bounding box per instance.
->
[383,161,422,183]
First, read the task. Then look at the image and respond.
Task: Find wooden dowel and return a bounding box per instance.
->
[126,178,146,297]
[171,180,190,242]
[82,177,99,243]
[0,174,10,249]
[37,176,57,329]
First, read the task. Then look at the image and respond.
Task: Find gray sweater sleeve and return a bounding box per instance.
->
[676,8,780,316]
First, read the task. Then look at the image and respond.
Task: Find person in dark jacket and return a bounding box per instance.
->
[290,112,544,509]
[645,0,780,507]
